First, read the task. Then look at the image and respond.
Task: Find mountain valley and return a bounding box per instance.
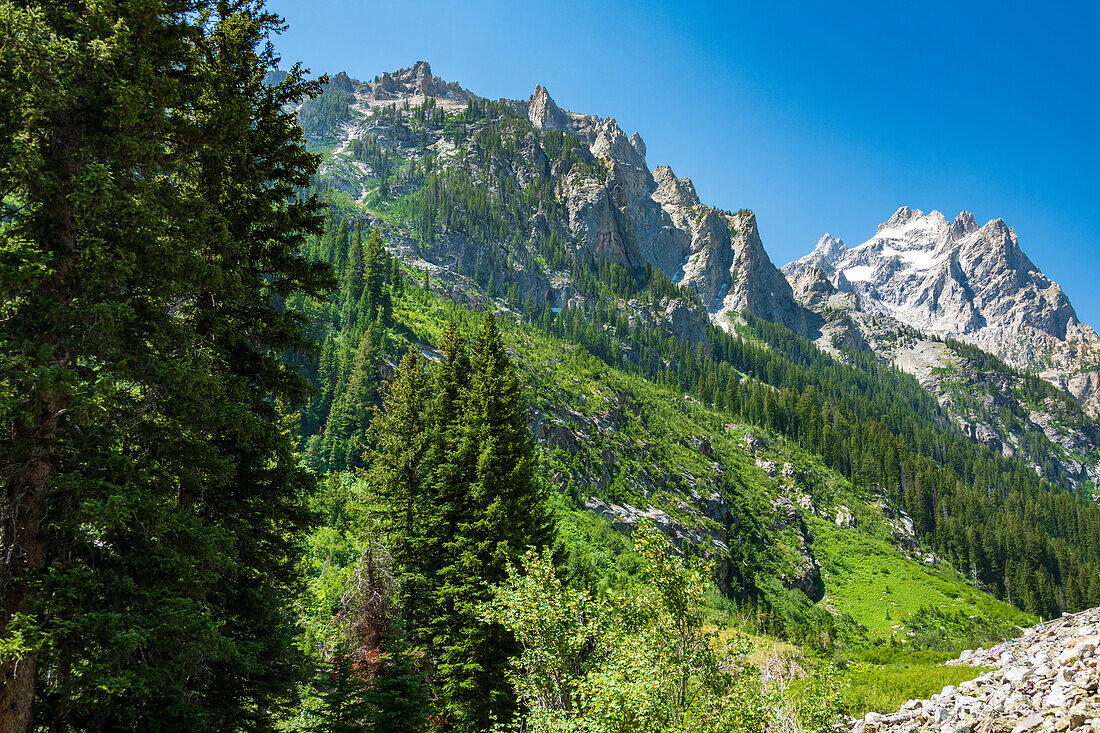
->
[285,60,1100,642]
[10,3,1100,729]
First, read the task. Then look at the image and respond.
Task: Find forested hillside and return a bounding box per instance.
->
[275,64,1100,728]
[287,69,1100,622]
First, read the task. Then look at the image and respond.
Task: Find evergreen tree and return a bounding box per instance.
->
[312,646,374,733]
[326,324,381,470]
[364,316,554,731]
[367,348,432,626]
[433,313,555,731]
[0,1,333,728]
[361,637,430,733]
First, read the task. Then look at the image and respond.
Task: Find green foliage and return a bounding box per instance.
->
[839,655,992,717]
[901,606,1024,652]
[310,646,375,733]
[299,84,353,148]
[288,70,1100,724]
[364,315,556,731]
[0,0,334,728]
[810,519,1034,637]
[482,525,837,733]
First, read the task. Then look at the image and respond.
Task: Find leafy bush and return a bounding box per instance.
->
[483,525,844,732]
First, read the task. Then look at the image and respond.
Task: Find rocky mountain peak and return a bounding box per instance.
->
[949,210,977,239]
[590,118,646,168]
[715,210,808,335]
[652,165,699,208]
[814,233,848,262]
[874,207,951,243]
[327,71,355,93]
[878,205,919,233]
[527,85,569,132]
[363,62,477,105]
[786,207,1099,379]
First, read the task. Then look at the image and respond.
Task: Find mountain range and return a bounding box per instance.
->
[296,61,1100,489]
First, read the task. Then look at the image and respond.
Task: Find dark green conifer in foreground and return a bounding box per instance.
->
[0,0,333,728]
[367,313,555,732]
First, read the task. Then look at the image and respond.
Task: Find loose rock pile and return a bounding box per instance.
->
[850,607,1100,732]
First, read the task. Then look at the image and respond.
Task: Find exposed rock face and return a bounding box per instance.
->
[770,495,822,601]
[513,84,808,334]
[783,271,1100,485]
[786,207,1098,369]
[310,64,812,337]
[786,208,1100,414]
[708,211,808,334]
[850,607,1100,732]
[1043,342,1100,418]
[526,84,570,132]
[362,61,478,108]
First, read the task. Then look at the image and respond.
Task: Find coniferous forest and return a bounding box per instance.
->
[4,2,1100,732]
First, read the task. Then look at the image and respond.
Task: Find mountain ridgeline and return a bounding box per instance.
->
[284,59,1100,639]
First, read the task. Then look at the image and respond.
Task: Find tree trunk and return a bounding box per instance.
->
[1,435,54,733]
[0,106,81,732]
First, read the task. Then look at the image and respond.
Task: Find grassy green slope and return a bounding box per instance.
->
[382,280,1034,645]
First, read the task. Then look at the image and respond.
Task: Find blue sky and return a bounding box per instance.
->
[267,0,1100,326]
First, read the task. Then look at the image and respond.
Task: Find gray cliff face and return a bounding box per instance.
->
[363,61,479,107]
[785,207,1098,367]
[515,84,807,334]
[310,65,807,336]
[784,213,1100,481]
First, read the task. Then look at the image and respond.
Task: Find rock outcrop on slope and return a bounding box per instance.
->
[850,608,1100,732]
[784,265,1100,485]
[307,63,809,336]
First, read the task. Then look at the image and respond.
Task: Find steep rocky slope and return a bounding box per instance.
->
[785,264,1100,489]
[782,209,1100,490]
[301,62,808,336]
[850,607,1100,732]
[785,208,1100,416]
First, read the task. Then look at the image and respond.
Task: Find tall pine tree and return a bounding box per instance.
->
[434,312,555,731]
[0,0,333,728]
[366,315,554,731]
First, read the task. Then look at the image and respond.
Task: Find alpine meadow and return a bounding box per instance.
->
[3,2,1100,733]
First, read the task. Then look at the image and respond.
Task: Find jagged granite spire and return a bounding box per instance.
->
[786,207,1098,369]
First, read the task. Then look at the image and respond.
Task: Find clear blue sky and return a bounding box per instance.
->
[267,0,1100,327]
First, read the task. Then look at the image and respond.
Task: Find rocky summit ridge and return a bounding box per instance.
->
[850,607,1100,732]
[311,62,809,336]
[785,208,1100,421]
[785,206,1098,370]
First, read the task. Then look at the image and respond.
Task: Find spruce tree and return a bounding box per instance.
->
[434,313,554,731]
[365,317,554,731]
[367,348,432,623]
[312,646,374,733]
[0,0,333,728]
[326,324,381,470]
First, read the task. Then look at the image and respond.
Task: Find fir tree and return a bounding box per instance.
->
[326,324,381,470]
[0,1,333,727]
[433,313,554,731]
[312,646,374,733]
